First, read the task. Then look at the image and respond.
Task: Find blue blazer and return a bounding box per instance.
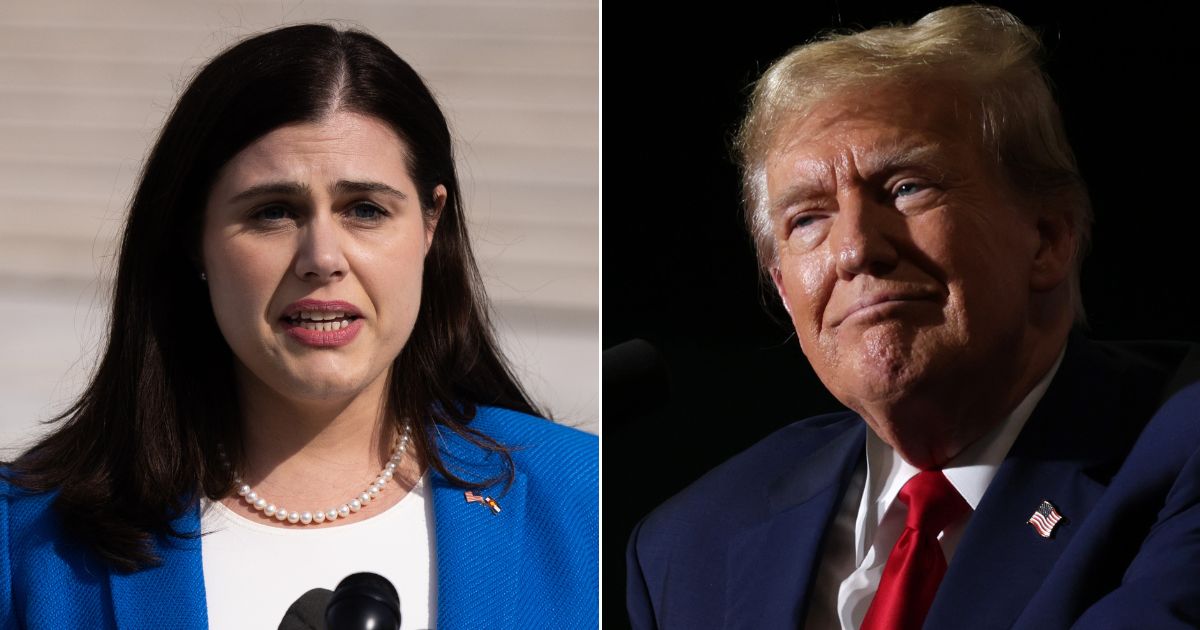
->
[2,406,598,629]
[627,335,1200,629]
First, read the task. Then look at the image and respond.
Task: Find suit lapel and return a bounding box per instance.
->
[109,501,208,629]
[431,444,526,628]
[724,420,865,628]
[925,335,1161,630]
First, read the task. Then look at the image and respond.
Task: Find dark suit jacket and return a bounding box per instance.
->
[627,335,1200,629]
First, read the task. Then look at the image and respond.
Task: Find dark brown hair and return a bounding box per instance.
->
[3,24,539,572]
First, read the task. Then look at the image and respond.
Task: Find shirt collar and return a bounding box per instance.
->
[855,345,1066,562]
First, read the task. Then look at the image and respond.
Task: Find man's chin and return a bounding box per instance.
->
[825,348,944,413]
[850,327,923,377]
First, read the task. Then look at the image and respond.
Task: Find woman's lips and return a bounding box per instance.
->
[282,318,364,347]
[281,299,363,319]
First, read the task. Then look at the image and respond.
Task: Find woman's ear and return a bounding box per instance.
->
[191,241,207,282]
[425,184,446,252]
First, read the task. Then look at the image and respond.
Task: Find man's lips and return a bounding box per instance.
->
[831,290,943,326]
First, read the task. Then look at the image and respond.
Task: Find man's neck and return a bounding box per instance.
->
[857,331,1070,470]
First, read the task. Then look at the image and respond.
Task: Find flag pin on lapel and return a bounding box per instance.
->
[1027,500,1064,538]
[465,490,502,515]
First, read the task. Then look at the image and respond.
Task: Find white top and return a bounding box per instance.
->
[200,473,436,630]
[804,348,1066,630]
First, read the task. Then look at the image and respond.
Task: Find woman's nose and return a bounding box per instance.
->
[293,214,348,281]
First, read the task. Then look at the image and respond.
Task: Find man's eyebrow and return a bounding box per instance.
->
[227,180,409,204]
[768,158,836,217]
[769,142,951,216]
[859,142,950,178]
[770,181,828,217]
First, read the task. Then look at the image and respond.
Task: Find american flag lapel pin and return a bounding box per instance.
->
[464,490,502,515]
[1027,500,1064,538]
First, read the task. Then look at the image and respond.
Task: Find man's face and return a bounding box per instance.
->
[766,84,1047,435]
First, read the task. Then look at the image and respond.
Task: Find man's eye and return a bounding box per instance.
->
[790,211,831,231]
[894,182,925,197]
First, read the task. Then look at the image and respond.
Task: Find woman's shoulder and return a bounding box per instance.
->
[1,472,74,580]
[0,470,59,534]
[435,408,597,627]
[471,405,598,458]
[446,405,597,491]
[0,471,100,628]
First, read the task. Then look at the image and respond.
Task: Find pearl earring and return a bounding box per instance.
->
[200,271,207,282]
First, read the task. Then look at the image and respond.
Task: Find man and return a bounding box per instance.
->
[626,6,1200,629]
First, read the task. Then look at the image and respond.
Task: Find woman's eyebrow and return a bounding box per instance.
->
[226,181,310,204]
[227,180,409,204]
[333,180,408,200]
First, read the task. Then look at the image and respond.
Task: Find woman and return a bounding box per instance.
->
[0,24,597,629]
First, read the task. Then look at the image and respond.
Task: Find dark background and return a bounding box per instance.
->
[601,2,1200,627]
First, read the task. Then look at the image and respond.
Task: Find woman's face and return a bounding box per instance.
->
[201,111,443,406]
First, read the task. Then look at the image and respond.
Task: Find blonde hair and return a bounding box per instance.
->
[736,5,1091,320]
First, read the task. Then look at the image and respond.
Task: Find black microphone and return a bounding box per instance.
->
[278,588,333,630]
[326,572,401,630]
[603,338,670,424]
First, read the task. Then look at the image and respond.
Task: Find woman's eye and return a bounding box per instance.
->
[349,202,385,221]
[254,204,291,221]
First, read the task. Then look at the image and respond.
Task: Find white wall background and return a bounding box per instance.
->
[0,0,599,457]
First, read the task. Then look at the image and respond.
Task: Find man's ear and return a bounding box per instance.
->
[770,266,793,316]
[1030,208,1076,292]
[425,184,446,253]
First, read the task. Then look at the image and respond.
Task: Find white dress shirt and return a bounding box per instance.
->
[804,349,1065,630]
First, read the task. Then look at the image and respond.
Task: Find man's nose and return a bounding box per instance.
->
[831,191,900,280]
[293,214,349,282]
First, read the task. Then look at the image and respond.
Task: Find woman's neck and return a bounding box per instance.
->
[222,366,422,527]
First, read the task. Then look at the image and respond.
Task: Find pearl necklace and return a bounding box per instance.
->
[218,421,412,525]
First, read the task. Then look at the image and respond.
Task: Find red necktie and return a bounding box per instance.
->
[860,470,971,630]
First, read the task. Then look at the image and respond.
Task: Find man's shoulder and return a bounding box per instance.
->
[637,411,861,541]
[1088,337,1197,376]
[1004,339,1200,626]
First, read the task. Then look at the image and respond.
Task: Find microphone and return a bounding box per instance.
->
[277,573,400,630]
[278,588,332,630]
[603,338,670,424]
[326,572,401,630]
